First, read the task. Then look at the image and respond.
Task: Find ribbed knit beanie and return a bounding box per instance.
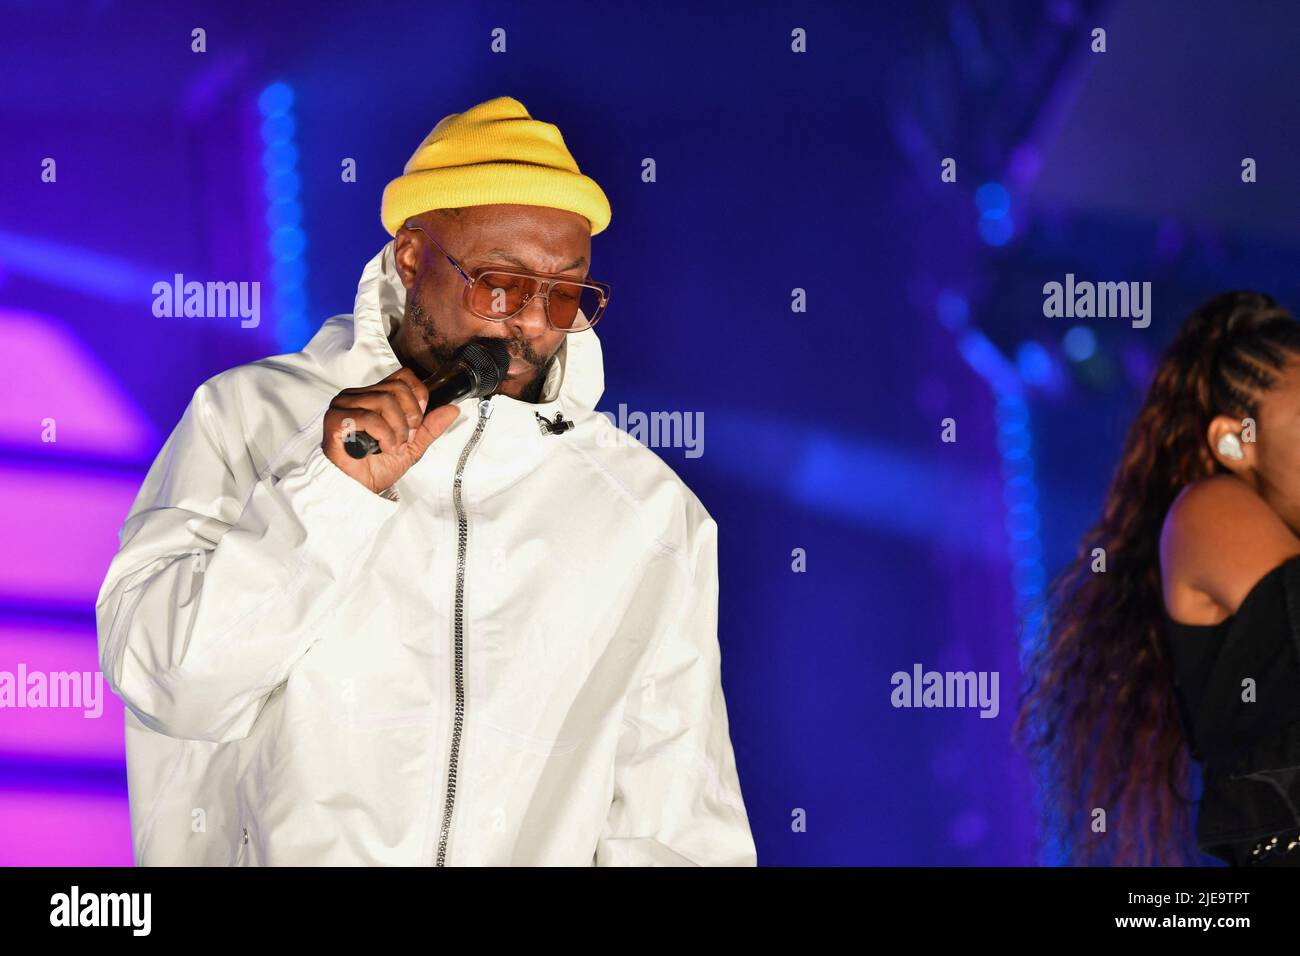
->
[380,95,611,237]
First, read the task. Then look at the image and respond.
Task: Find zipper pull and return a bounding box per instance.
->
[479,396,495,420]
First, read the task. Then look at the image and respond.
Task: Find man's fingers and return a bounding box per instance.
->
[330,407,401,455]
[384,367,430,413]
[373,380,425,432]
[334,391,410,446]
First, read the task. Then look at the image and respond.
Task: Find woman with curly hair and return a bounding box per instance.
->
[1015,290,1300,866]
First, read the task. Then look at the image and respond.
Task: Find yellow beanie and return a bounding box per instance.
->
[380,95,612,237]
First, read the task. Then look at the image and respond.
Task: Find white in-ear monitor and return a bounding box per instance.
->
[1217,432,1245,460]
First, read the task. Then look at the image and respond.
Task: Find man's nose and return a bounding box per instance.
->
[507,291,551,336]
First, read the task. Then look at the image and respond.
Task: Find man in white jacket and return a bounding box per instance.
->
[94,95,757,866]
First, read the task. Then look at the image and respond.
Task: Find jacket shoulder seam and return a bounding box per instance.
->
[556,437,694,581]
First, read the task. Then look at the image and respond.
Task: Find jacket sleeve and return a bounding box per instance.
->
[595,515,757,866]
[95,381,401,744]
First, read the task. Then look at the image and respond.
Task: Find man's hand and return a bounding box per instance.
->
[322,367,460,494]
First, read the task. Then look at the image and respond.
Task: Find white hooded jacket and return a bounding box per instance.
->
[94,241,757,866]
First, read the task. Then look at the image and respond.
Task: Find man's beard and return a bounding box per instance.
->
[405,287,558,403]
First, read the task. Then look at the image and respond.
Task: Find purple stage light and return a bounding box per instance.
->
[0,307,157,460]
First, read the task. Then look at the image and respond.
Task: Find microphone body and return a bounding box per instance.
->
[343,341,511,459]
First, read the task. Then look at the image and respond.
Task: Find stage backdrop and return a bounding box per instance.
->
[6,0,1300,866]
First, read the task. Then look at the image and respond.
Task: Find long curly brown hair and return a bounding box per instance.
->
[1013,290,1300,865]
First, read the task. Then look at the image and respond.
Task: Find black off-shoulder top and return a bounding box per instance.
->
[1162,555,1300,866]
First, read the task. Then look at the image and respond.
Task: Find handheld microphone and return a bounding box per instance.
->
[343,340,511,459]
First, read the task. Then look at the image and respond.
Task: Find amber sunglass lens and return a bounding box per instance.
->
[548,282,603,330]
[472,272,602,330]
[473,272,532,318]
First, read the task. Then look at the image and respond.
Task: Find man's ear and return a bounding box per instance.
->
[393,224,424,289]
[1207,413,1255,475]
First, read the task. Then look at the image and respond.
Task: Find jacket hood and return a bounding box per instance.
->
[314,240,606,413]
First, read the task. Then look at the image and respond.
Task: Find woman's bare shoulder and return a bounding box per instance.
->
[1161,474,1300,620]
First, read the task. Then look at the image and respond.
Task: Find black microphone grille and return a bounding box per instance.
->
[457,340,512,396]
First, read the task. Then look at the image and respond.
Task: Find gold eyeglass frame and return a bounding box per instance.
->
[402,220,611,332]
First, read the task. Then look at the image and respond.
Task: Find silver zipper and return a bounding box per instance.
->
[436,396,495,866]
